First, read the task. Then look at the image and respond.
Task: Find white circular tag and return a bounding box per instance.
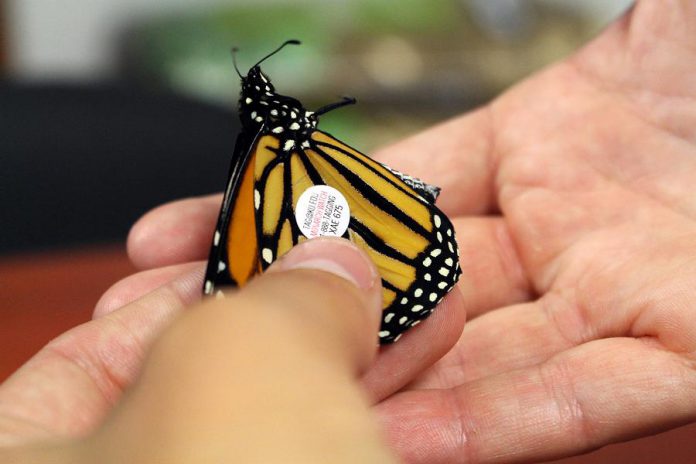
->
[295,185,351,239]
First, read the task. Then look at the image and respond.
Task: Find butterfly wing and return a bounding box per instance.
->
[252,134,312,269]
[206,123,460,343]
[250,129,461,343]
[306,131,461,342]
[203,130,263,296]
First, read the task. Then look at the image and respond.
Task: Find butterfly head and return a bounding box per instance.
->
[234,40,353,152]
[238,65,277,128]
[238,65,317,147]
[234,41,316,141]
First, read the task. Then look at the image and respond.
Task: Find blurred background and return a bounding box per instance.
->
[0,0,630,254]
[3,1,696,462]
[1,0,633,255]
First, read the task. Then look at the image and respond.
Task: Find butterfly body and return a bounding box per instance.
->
[204,42,461,343]
[240,66,316,152]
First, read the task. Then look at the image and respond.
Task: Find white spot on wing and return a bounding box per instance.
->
[213,230,220,246]
[283,140,296,151]
[254,189,261,209]
[262,248,273,263]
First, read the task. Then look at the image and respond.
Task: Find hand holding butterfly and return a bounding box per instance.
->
[102,2,696,462]
[4,1,695,463]
[0,240,402,462]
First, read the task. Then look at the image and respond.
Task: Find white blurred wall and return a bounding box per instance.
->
[6,0,251,81]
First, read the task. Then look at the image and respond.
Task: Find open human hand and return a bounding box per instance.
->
[12,1,695,463]
[370,2,696,462]
[117,2,696,463]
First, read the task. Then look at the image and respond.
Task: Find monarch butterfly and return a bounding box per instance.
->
[203,40,461,343]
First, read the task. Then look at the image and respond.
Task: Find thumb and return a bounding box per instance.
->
[86,238,392,464]
[142,237,383,384]
[234,237,384,373]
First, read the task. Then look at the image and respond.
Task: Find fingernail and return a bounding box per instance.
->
[273,238,378,291]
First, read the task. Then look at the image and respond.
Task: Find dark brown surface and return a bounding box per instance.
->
[0,246,136,381]
[0,246,694,462]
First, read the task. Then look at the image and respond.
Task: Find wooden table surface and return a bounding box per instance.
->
[0,245,694,462]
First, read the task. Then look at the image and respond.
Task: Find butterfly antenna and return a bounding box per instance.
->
[230,47,243,78]
[314,96,357,116]
[253,39,301,68]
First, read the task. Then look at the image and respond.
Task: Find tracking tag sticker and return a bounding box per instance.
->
[295,185,350,239]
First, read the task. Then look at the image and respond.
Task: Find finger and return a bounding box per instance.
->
[374,107,498,216]
[362,287,466,402]
[90,239,396,463]
[377,337,696,464]
[254,237,384,372]
[0,239,381,445]
[0,268,202,444]
[127,194,221,270]
[452,216,533,319]
[93,262,204,318]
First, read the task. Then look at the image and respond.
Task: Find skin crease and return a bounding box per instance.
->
[2,1,696,463]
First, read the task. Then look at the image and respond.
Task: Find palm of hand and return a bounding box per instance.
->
[374,3,696,462]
